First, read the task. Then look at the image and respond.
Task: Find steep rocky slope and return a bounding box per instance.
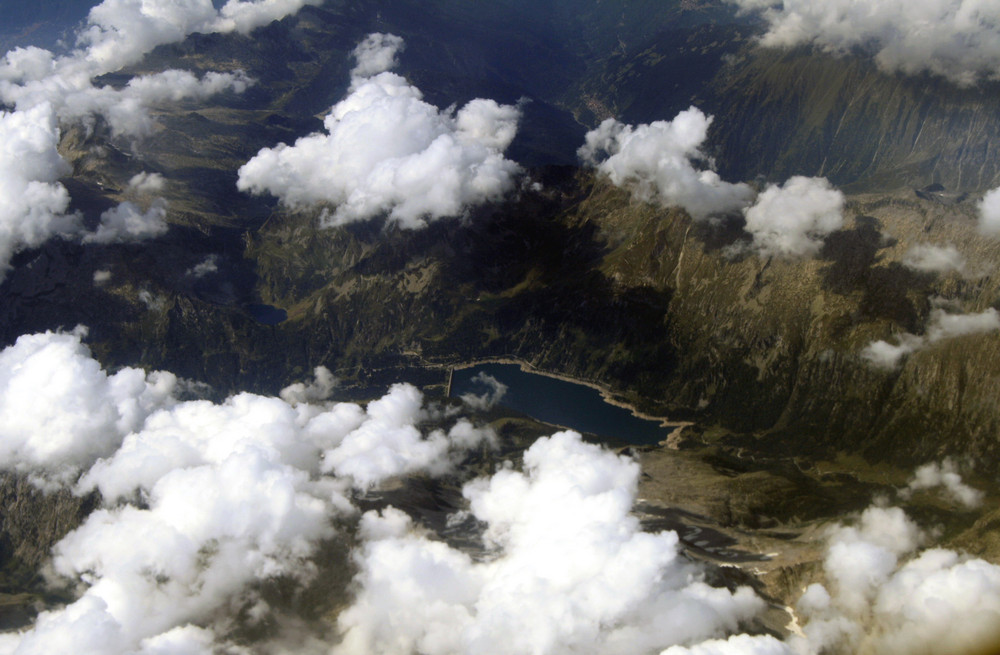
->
[566,9,1000,194]
[584,183,1000,467]
[3,2,1000,646]
[707,50,1000,192]
[228,174,1000,472]
[11,141,1000,475]
[2,0,998,473]
[0,475,97,629]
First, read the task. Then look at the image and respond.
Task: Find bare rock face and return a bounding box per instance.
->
[42,173,1000,476]
[0,474,97,594]
[580,184,1000,470]
[706,50,1000,193]
[572,28,1000,196]
[4,0,998,475]
[0,474,97,629]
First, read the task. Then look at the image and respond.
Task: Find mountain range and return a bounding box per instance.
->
[2,1,1000,654]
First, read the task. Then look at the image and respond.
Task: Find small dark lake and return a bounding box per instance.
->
[449,363,675,445]
[248,303,287,325]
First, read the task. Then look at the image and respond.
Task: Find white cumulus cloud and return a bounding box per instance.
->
[0,61,252,137]
[350,32,405,79]
[862,303,1000,369]
[84,199,170,244]
[78,0,322,73]
[578,107,754,220]
[926,306,1000,341]
[279,365,338,405]
[320,383,495,488]
[661,635,793,655]
[12,330,997,655]
[859,334,924,371]
[901,243,968,275]
[184,255,218,278]
[459,371,508,410]
[901,459,984,508]
[0,329,498,655]
[212,0,324,37]
[792,504,1000,655]
[579,115,846,257]
[978,187,1000,236]
[128,172,166,194]
[0,329,177,485]
[0,103,81,279]
[42,450,335,652]
[334,431,766,655]
[728,0,1000,86]
[0,0,316,279]
[238,34,523,229]
[742,176,844,258]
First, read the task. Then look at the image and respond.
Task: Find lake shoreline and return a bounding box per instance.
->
[446,357,693,437]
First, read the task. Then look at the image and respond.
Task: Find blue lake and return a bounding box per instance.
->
[248,303,287,325]
[449,363,675,445]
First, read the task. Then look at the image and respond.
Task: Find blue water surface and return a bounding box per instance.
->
[450,363,674,445]
[248,303,287,325]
